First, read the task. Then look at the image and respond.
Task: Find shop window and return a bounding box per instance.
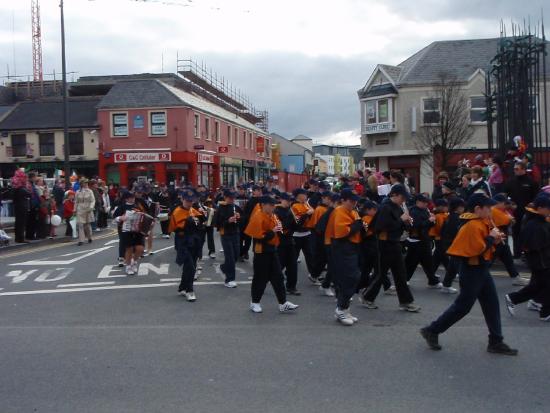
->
[69,131,84,156]
[39,132,55,156]
[422,98,441,124]
[11,134,26,157]
[150,111,167,136]
[112,113,128,137]
[205,118,211,141]
[215,121,220,142]
[194,114,200,138]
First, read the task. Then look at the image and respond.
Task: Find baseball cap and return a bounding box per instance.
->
[434,198,449,207]
[389,184,409,198]
[533,194,550,209]
[179,189,196,202]
[279,192,292,201]
[320,191,332,198]
[492,193,511,204]
[223,189,237,198]
[260,195,277,205]
[467,193,496,211]
[121,191,135,200]
[293,188,307,197]
[340,188,360,202]
[331,193,341,203]
[449,197,465,211]
[414,193,431,203]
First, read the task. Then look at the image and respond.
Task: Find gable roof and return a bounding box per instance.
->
[0,98,100,131]
[270,133,313,155]
[97,79,184,109]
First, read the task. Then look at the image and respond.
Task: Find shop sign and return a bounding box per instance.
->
[194,145,205,150]
[114,152,171,163]
[218,146,229,153]
[222,157,242,167]
[197,153,215,164]
[242,160,255,168]
[256,137,265,153]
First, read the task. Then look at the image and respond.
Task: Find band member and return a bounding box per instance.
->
[215,189,243,288]
[274,193,298,294]
[505,195,550,322]
[240,185,263,261]
[113,191,145,276]
[421,193,518,355]
[440,197,466,294]
[168,189,205,302]
[203,198,217,259]
[317,193,341,296]
[325,189,363,326]
[430,199,449,274]
[244,196,299,314]
[291,188,315,285]
[155,183,173,239]
[363,184,420,312]
[135,185,157,257]
[306,179,322,209]
[405,194,442,287]
[308,191,333,286]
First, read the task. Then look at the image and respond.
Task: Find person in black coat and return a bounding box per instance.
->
[13,183,31,243]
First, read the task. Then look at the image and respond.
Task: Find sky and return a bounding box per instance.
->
[0,0,548,145]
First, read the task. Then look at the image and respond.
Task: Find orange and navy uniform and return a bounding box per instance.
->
[447,213,496,266]
[429,212,449,240]
[168,206,202,234]
[291,202,313,231]
[329,206,362,244]
[244,210,280,254]
[361,215,375,239]
[310,204,328,233]
[491,207,513,235]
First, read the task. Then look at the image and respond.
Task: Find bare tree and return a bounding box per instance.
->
[415,73,474,171]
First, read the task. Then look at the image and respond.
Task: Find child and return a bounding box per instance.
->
[63,190,75,237]
[39,188,56,239]
[439,197,465,294]
[430,199,449,275]
[421,193,518,355]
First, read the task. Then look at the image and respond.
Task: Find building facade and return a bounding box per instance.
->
[269,133,313,174]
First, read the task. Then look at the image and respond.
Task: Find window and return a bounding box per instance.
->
[11,134,26,157]
[234,128,239,147]
[112,113,128,137]
[266,139,272,158]
[366,101,377,124]
[69,131,84,156]
[215,121,220,142]
[150,111,167,136]
[243,130,248,148]
[249,133,253,150]
[470,96,486,123]
[227,125,232,145]
[39,133,55,156]
[204,118,210,140]
[194,114,200,138]
[378,99,389,123]
[423,98,441,124]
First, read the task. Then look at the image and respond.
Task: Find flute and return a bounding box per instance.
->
[290,205,300,224]
[273,213,283,233]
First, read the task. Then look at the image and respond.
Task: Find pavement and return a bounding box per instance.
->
[0,229,549,413]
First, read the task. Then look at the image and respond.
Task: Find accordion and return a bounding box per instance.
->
[127,210,155,235]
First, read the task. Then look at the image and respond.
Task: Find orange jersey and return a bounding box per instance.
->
[428,212,448,240]
[310,205,328,230]
[168,206,202,233]
[328,205,361,244]
[291,202,313,228]
[244,210,280,253]
[362,215,375,237]
[447,213,494,264]
[491,207,513,228]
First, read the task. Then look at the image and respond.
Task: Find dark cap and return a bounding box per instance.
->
[260,195,277,205]
[389,184,409,198]
[121,191,135,200]
[293,188,307,197]
[467,193,496,211]
[252,185,262,192]
[308,178,319,186]
[279,192,292,201]
[414,193,431,203]
[319,181,330,190]
[331,193,341,203]
[533,194,550,209]
[449,197,466,211]
[320,191,332,198]
[179,189,196,202]
[223,189,237,198]
[434,198,449,207]
[363,200,378,210]
[340,189,360,202]
[492,193,511,204]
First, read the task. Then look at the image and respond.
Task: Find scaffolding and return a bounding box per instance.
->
[176,58,269,132]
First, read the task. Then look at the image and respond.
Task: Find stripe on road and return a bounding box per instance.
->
[57,281,116,288]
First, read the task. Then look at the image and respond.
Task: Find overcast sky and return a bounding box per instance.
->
[0,0,548,144]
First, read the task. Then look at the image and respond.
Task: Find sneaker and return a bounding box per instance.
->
[540,313,550,322]
[308,275,321,286]
[197,265,203,271]
[162,234,170,239]
[512,277,530,286]
[440,286,458,294]
[132,262,138,274]
[185,292,196,302]
[279,301,299,313]
[286,288,302,296]
[224,281,238,288]
[250,302,263,313]
[117,257,125,268]
[420,327,442,350]
[319,286,335,297]
[358,294,378,309]
[527,300,542,312]
[149,251,154,256]
[335,308,354,326]
[95,228,101,232]
[428,282,443,289]
[194,272,200,281]
[209,252,216,259]
[297,258,302,263]
[345,309,358,323]
[399,303,421,313]
[487,342,518,356]
[126,265,135,276]
[504,294,515,316]
[384,286,397,295]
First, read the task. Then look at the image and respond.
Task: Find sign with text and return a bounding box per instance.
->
[256,137,265,154]
[114,152,171,163]
[197,152,215,164]
[218,146,229,153]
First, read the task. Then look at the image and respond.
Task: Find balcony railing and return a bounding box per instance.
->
[363,122,397,134]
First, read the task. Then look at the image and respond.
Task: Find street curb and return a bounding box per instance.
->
[0,236,73,253]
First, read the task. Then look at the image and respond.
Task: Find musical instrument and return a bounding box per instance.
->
[234,199,247,210]
[206,207,215,226]
[127,210,155,235]
[290,205,300,224]
[272,213,283,233]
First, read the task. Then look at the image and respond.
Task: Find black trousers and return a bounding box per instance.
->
[512,209,525,257]
[365,240,414,304]
[65,218,73,237]
[405,240,440,285]
[278,240,298,290]
[160,220,170,235]
[25,208,39,240]
[493,241,519,278]
[206,226,216,254]
[178,244,198,293]
[14,209,27,243]
[432,239,449,273]
[220,233,239,283]
[442,256,460,287]
[293,234,314,275]
[509,269,550,317]
[240,232,252,258]
[321,245,334,289]
[251,252,287,304]
[117,226,126,259]
[332,240,361,310]
[310,232,327,279]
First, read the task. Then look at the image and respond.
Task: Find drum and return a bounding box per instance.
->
[127,210,155,235]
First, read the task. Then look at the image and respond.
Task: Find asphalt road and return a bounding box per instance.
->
[0,228,549,413]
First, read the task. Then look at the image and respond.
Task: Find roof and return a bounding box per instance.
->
[0,98,100,131]
[270,133,313,155]
[0,106,14,120]
[97,79,184,109]
[292,134,313,141]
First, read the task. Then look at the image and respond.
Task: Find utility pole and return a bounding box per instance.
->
[60,0,71,189]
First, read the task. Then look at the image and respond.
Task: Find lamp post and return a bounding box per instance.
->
[60,0,71,189]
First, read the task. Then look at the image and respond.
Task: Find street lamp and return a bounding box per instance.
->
[60,0,71,189]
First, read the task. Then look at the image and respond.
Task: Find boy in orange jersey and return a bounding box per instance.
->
[421,193,518,355]
[430,199,450,275]
[168,189,205,302]
[245,196,299,314]
[290,188,316,289]
[316,193,341,296]
[308,191,333,286]
[326,189,363,326]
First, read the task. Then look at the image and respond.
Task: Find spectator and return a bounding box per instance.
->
[487,156,504,194]
[26,172,40,240]
[52,179,65,216]
[39,188,56,239]
[432,172,449,201]
[11,169,30,243]
[467,166,491,198]
[75,178,95,246]
[63,190,75,237]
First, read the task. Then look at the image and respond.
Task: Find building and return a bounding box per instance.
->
[0,97,100,178]
[357,38,550,192]
[316,154,335,175]
[269,133,313,174]
[313,144,357,176]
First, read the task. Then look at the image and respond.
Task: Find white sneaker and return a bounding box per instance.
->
[250,302,263,313]
[185,292,196,302]
[399,303,421,312]
[384,286,397,295]
[504,294,515,316]
[512,277,530,286]
[132,262,138,274]
[345,309,358,323]
[95,228,101,232]
[428,282,443,289]
[335,308,354,326]
[194,272,200,281]
[162,234,170,239]
[117,257,125,268]
[527,300,542,312]
[126,265,135,276]
[197,265,203,271]
[308,275,321,286]
[224,281,238,288]
[279,301,299,313]
[209,253,216,259]
[319,286,335,297]
[440,286,458,294]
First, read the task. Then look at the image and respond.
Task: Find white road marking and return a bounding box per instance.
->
[57,281,116,288]
[0,280,252,296]
[104,239,119,246]
[137,263,169,276]
[9,246,114,266]
[5,270,38,284]
[97,265,126,279]
[35,268,72,283]
[150,246,173,255]
[160,278,180,282]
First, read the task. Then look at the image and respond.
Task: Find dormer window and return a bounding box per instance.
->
[364,98,396,134]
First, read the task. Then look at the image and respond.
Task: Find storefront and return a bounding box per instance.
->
[221,157,242,187]
[1,160,98,180]
[242,159,255,182]
[256,161,272,183]
[196,152,216,188]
